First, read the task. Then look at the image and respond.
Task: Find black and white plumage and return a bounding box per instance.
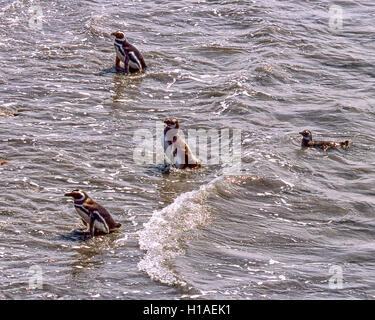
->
[111,31,146,73]
[299,130,350,151]
[64,189,121,237]
[162,119,201,170]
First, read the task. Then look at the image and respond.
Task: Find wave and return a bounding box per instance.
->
[137,177,221,287]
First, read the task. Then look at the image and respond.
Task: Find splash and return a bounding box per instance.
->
[137,177,221,287]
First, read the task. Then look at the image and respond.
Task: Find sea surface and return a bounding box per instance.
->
[0,0,375,299]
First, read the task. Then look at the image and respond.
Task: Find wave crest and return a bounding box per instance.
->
[137,178,220,287]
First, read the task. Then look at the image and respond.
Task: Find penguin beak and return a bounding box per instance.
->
[64,192,73,197]
[299,131,304,136]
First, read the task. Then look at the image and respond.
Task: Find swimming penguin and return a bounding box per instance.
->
[162,119,201,170]
[64,189,121,237]
[111,31,147,74]
[299,130,350,151]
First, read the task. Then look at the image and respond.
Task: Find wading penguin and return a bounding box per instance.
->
[111,31,147,74]
[299,130,350,151]
[64,189,121,237]
[163,119,201,170]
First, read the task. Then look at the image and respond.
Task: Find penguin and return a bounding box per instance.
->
[299,130,350,151]
[111,31,146,74]
[64,189,121,237]
[162,119,201,170]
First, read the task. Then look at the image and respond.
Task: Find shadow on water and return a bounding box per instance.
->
[144,163,212,177]
[97,66,118,76]
[57,228,124,242]
[57,229,93,242]
[144,164,172,176]
[97,66,150,76]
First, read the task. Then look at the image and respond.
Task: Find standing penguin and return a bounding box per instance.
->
[163,119,201,170]
[111,31,147,74]
[64,189,121,237]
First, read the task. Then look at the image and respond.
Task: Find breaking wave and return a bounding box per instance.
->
[137,177,221,287]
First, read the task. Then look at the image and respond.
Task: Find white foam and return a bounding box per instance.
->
[137,177,221,286]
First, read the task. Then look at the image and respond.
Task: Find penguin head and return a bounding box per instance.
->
[64,189,88,201]
[163,119,179,129]
[299,130,312,141]
[111,31,126,42]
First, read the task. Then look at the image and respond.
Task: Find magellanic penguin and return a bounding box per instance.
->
[163,119,201,170]
[64,189,121,237]
[111,31,147,74]
[299,130,350,151]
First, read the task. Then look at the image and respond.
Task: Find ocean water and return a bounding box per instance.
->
[0,0,375,299]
